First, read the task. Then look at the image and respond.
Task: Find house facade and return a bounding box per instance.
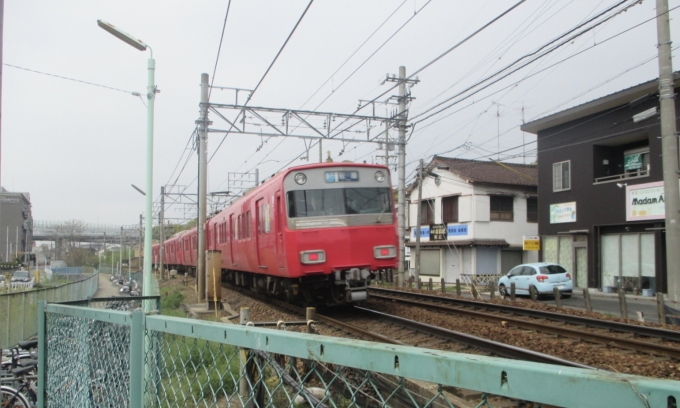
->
[406,156,538,282]
[521,73,680,293]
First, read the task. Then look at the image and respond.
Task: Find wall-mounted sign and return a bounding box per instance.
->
[523,235,540,251]
[447,225,468,236]
[411,224,469,239]
[550,202,576,224]
[626,181,665,221]
[624,153,643,171]
[429,224,447,241]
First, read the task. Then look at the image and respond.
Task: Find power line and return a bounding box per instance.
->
[4,63,140,96]
[208,0,233,102]
[409,0,640,124]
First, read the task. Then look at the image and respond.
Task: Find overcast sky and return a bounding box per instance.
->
[2,0,679,227]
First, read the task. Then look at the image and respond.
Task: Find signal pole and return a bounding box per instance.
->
[656,0,680,302]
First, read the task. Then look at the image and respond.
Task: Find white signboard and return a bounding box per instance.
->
[626,181,665,221]
[550,202,576,224]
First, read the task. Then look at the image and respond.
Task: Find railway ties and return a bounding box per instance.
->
[367,287,680,361]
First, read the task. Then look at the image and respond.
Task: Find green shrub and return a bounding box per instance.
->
[161,289,185,310]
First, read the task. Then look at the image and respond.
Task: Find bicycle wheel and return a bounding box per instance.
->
[0,385,31,408]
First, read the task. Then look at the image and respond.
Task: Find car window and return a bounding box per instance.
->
[539,265,567,274]
[13,271,28,278]
[508,266,522,276]
[522,266,536,276]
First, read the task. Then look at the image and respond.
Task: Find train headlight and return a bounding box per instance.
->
[374,171,385,182]
[300,250,326,264]
[294,173,307,185]
[374,245,396,259]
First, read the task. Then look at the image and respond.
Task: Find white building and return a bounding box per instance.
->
[406,156,538,282]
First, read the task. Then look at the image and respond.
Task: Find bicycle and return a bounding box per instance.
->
[1,384,31,407]
[1,341,39,408]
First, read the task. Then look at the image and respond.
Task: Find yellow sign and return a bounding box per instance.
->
[523,235,540,251]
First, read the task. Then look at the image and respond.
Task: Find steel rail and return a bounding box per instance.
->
[368,291,680,360]
[351,306,594,369]
[222,282,591,368]
[369,287,680,342]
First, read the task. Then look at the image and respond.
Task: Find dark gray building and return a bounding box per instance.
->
[522,73,680,294]
[0,187,33,263]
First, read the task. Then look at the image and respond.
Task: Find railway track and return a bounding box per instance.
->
[222,283,590,368]
[367,287,680,360]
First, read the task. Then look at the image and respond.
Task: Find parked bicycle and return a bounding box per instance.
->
[1,340,39,407]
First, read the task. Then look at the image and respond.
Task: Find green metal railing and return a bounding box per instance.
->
[40,300,680,408]
[0,268,98,349]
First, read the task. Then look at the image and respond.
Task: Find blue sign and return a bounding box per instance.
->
[412,227,430,238]
[412,225,468,239]
[447,225,468,236]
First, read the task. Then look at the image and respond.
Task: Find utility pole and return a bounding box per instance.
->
[384,66,419,286]
[197,73,210,303]
[414,159,424,283]
[159,185,165,280]
[139,214,143,269]
[656,0,680,302]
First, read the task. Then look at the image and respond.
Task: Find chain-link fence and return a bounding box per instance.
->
[41,302,680,408]
[0,268,98,349]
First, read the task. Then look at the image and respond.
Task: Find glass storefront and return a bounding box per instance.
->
[601,233,655,291]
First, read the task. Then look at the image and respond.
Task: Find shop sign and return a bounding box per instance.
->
[447,224,468,236]
[624,153,643,171]
[550,202,576,224]
[523,235,540,251]
[412,226,430,239]
[626,181,665,221]
[429,224,447,241]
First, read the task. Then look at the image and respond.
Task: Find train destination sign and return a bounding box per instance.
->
[429,224,447,241]
[325,171,359,182]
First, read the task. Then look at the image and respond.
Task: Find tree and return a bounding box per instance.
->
[53,219,86,251]
[65,248,98,267]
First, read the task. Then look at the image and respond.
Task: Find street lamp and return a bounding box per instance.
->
[98,20,157,297]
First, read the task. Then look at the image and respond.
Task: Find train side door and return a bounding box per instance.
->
[255,198,265,267]
[275,192,283,255]
[229,214,235,265]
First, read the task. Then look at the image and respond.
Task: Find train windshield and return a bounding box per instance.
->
[287,188,392,218]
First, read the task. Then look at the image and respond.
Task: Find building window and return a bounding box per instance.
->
[526,196,538,223]
[624,147,650,178]
[442,196,459,224]
[553,161,570,191]
[420,199,434,225]
[490,196,513,221]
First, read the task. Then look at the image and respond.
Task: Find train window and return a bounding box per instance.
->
[287,188,392,218]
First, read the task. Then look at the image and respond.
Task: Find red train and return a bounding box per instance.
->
[153,162,398,305]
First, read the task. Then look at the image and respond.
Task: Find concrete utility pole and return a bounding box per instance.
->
[397,66,407,286]
[119,226,123,275]
[159,185,165,279]
[656,0,680,302]
[197,73,210,303]
[414,159,424,283]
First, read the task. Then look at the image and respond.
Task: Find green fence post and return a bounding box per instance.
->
[130,310,145,407]
[38,300,46,408]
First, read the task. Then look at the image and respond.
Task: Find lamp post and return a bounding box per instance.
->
[98,20,156,297]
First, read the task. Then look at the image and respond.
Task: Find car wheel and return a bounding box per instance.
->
[529,285,541,300]
[498,284,507,297]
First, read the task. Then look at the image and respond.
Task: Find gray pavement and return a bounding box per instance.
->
[94,272,123,298]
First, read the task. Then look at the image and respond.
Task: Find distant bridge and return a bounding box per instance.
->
[32,220,141,247]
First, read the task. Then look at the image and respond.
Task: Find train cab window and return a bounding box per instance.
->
[287,187,391,218]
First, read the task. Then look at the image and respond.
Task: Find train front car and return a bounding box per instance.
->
[284,163,398,305]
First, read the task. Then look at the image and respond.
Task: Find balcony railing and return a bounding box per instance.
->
[594,168,649,184]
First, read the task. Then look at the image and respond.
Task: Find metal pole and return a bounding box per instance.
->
[143,52,156,297]
[120,226,123,276]
[656,0,680,302]
[197,73,210,303]
[159,186,165,279]
[415,159,423,283]
[397,66,406,287]
[254,168,259,186]
[139,214,143,270]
